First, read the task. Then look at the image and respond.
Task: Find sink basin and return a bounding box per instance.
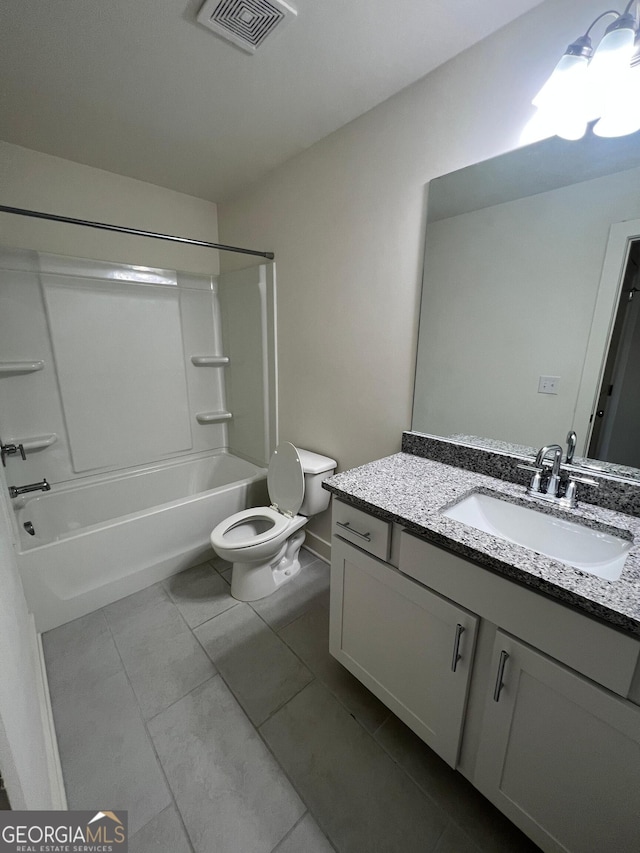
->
[442,492,631,581]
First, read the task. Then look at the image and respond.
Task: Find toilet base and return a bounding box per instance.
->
[230,529,306,602]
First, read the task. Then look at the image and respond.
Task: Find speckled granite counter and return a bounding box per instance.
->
[323,452,640,638]
[402,431,640,516]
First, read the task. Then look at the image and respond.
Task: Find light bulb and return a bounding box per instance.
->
[520,109,555,145]
[533,51,590,109]
[590,23,636,74]
[556,114,590,140]
[588,17,637,117]
[526,8,640,142]
[530,51,590,141]
[594,60,640,136]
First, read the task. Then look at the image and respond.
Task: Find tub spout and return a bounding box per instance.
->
[9,478,51,498]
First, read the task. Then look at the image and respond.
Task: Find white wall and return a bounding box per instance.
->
[0,141,220,274]
[217,0,608,550]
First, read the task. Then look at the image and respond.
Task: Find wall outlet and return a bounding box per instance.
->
[538,375,560,395]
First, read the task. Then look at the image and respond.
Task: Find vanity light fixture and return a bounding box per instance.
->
[529,0,640,140]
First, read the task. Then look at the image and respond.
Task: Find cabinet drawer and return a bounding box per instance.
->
[332,499,390,560]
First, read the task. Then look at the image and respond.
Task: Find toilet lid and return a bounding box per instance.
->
[268,441,305,517]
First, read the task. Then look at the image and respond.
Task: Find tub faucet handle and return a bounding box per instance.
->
[1,442,26,466]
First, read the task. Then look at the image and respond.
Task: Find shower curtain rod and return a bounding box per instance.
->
[0,204,275,260]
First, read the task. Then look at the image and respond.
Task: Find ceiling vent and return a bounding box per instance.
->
[197,0,297,54]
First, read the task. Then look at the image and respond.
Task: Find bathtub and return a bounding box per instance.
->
[14,452,268,631]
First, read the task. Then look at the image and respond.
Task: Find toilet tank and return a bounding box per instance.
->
[296,448,337,516]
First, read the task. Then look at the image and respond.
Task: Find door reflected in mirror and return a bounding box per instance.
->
[588,240,640,468]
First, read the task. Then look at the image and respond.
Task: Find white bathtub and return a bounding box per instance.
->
[14,452,267,631]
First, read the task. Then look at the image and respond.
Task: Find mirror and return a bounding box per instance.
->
[412,129,640,481]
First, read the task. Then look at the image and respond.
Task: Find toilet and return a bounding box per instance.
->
[210,442,336,601]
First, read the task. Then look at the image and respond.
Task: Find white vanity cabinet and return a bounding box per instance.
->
[329,499,640,853]
[475,632,640,853]
[329,535,478,767]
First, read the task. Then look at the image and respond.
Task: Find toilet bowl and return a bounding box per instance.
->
[210,442,336,601]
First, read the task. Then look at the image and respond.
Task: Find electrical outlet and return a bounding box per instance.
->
[538,375,560,395]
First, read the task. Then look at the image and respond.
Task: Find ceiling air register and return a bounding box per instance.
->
[197,0,297,53]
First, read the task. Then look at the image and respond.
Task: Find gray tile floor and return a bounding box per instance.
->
[43,549,540,853]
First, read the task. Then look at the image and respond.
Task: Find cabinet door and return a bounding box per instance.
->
[475,631,640,853]
[330,536,478,767]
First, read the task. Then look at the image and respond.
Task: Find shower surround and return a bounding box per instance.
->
[0,246,277,629]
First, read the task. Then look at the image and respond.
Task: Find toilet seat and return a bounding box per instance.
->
[210,506,292,551]
[211,443,305,553]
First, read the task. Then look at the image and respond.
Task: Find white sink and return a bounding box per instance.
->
[442,492,631,581]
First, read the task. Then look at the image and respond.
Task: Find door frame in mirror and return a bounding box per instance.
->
[575,218,640,455]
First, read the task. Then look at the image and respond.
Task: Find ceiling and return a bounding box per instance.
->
[0,0,547,202]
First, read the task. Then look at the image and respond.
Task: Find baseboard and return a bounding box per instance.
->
[303,530,331,563]
[31,617,67,809]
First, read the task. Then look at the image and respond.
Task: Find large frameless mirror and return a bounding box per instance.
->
[412,128,640,479]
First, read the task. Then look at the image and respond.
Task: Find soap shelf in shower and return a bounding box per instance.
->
[0,361,45,375]
[6,433,57,451]
[196,411,233,424]
[191,356,230,366]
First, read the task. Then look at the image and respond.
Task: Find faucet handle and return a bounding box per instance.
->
[517,463,544,494]
[568,474,599,487]
[563,473,598,507]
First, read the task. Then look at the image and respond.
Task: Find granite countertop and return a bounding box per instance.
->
[323,452,640,638]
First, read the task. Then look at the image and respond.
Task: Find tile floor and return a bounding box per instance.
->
[43,549,540,853]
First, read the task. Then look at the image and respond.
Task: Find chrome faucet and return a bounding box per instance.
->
[517,442,598,509]
[535,444,564,497]
[9,479,51,499]
[565,430,577,465]
[517,445,563,498]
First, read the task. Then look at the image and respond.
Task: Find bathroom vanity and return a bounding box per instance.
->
[324,436,640,853]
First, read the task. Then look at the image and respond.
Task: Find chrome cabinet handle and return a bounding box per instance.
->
[451,623,465,672]
[336,520,371,542]
[493,650,509,702]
